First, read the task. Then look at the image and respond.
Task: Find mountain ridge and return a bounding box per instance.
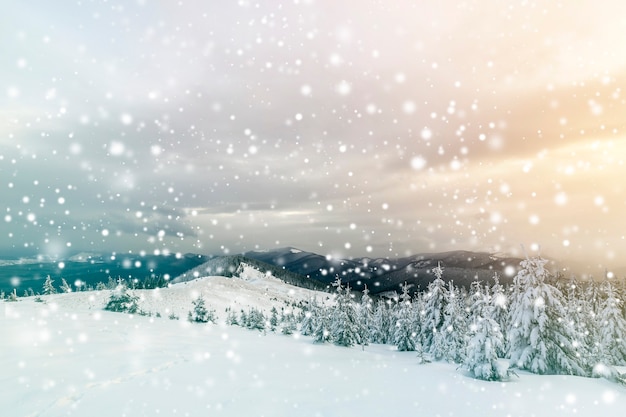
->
[241,246,523,294]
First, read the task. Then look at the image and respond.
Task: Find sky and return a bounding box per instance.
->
[1,0,626,275]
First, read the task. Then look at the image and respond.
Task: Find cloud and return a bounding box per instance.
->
[2,0,626,275]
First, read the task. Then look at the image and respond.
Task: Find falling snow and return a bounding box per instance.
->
[2,0,626,413]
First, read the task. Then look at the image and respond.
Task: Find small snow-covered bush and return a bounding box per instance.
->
[104,286,139,314]
[187,295,216,323]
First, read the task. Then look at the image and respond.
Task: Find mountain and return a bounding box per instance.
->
[243,247,524,295]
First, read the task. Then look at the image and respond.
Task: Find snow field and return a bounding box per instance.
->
[2,273,625,417]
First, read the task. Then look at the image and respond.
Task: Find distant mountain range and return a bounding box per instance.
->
[1,246,525,296]
[241,247,523,295]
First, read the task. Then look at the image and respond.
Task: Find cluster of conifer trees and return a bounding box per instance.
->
[298,256,626,382]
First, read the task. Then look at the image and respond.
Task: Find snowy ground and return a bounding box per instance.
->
[2,273,625,417]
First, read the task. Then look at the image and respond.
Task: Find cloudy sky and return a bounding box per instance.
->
[2,0,626,274]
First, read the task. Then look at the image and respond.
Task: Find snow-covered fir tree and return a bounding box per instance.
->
[490,273,509,357]
[312,304,332,343]
[563,276,596,362]
[280,307,297,335]
[464,289,511,381]
[244,308,266,331]
[421,263,447,360]
[393,283,416,351]
[370,299,393,344]
[300,299,321,336]
[104,284,139,314]
[60,278,72,293]
[441,281,468,364]
[269,306,279,331]
[42,275,57,295]
[188,294,215,323]
[329,278,360,347]
[357,285,374,347]
[596,280,626,366]
[225,308,239,325]
[507,255,588,376]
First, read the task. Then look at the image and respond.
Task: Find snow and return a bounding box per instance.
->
[2,274,626,416]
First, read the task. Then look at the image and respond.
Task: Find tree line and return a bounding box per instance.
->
[298,256,626,383]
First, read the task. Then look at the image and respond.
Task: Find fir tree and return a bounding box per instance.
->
[60,278,72,293]
[300,299,320,336]
[393,282,417,351]
[245,308,267,331]
[370,300,393,344]
[507,255,588,376]
[280,308,297,335]
[329,281,360,347]
[43,276,57,295]
[104,284,139,313]
[596,280,626,366]
[312,305,332,343]
[465,290,511,381]
[188,294,215,323]
[563,276,596,363]
[225,308,239,325]
[441,281,468,364]
[421,263,447,360]
[490,273,509,356]
[269,307,279,331]
[357,285,374,347]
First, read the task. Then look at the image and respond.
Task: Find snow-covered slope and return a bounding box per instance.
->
[2,271,625,417]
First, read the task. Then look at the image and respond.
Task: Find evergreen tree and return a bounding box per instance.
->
[188,294,215,323]
[411,292,425,348]
[269,307,279,331]
[357,285,374,347]
[441,281,468,364]
[104,284,139,313]
[245,308,267,331]
[280,308,297,335]
[465,290,511,381]
[312,305,332,343]
[507,255,588,376]
[421,263,447,360]
[393,283,416,351]
[329,280,360,347]
[490,273,509,357]
[596,280,626,366]
[300,299,320,336]
[563,276,596,363]
[60,278,72,293]
[225,308,239,325]
[239,310,249,327]
[371,300,393,344]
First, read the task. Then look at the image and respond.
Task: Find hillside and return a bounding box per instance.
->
[2,270,625,417]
